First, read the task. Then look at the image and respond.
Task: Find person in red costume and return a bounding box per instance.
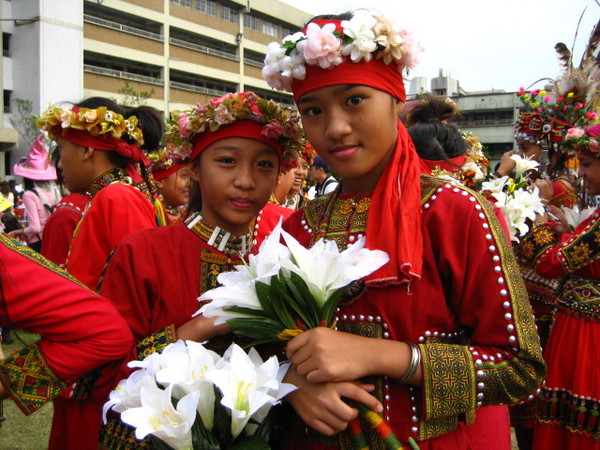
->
[0,233,132,447]
[36,97,165,291]
[262,11,546,449]
[520,123,600,450]
[96,91,303,448]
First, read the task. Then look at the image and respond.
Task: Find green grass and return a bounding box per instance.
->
[0,331,52,449]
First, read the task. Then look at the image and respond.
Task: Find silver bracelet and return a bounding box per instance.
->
[397,341,421,384]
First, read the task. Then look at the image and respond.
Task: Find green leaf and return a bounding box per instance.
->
[230,435,271,450]
[267,276,299,329]
[190,411,221,450]
[322,288,346,325]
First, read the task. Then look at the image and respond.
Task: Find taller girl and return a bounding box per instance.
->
[264,11,546,449]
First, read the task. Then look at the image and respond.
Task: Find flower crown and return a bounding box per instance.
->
[430,131,489,187]
[262,10,421,92]
[165,91,303,161]
[36,106,144,147]
[147,146,191,173]
[561,127,600,157]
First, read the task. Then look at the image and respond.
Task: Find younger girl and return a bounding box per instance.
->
[97,91,302,447]
[263,11,545,449]
[149,147,192,224]
[520,123,600,450]
[36,97,164,291]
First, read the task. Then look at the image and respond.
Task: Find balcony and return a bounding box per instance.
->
[170,80,230,97]
[170,37,238,62]
[84,64,164,86]
[84,15,163,42]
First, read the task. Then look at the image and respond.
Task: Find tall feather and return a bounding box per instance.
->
[555,42,572,72]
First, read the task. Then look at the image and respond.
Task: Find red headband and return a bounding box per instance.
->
[153,163,189,181]
[191,120,284,161]
[60,129,149,165]
[291,19,406,103]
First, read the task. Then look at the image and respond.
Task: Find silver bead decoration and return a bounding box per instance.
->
[488,245,496,252]
[509,336,516,343]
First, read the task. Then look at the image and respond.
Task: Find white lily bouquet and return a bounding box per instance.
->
[481,154,545,242]
[197,222,389,344]
[103,341,297,450]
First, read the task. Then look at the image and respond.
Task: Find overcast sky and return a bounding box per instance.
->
[280,0,600,93]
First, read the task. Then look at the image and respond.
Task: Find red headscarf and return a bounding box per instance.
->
[293,19,423,286]
[60,128,149,183]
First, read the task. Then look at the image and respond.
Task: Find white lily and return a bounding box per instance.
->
[120,383,199,450]
[153,340,221,430]
[205,343,297,439]
[102,369,154,423]
[279,226,389,304]
[197,281,263,324]
[482,175,510,194]
[511,154,540,179]
[563,205,596,229]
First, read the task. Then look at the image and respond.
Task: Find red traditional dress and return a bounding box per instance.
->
[519,210,600,449]
[41,193,90,268]
[282,176,546,449]
[511,176,578,431]
[66,168,158,291]
[0,234,133,446]
[93,206,286,448]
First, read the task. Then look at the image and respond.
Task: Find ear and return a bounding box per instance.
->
[81,146,95,161]
[155,179,164,189]
[394,100,405,115]
[190,161,202,182]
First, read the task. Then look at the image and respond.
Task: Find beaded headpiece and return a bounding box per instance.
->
[262,11,421,102]
[165,91,303,168]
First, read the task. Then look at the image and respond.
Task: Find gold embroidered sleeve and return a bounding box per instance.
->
[518,223,558,265]
[135,324,177,360]
[0,343,67,415]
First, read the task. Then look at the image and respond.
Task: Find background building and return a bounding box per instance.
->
[0,0,311,176]
[409,70,521,168]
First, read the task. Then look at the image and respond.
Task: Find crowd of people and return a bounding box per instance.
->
[0,9,598,450]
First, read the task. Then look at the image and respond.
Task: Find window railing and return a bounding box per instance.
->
[244,58,263,68]
[455,118,514,127]
[3,50,11,57]
[170,37,238,61]
[84,15,163,42]
[84,64,164,86]
[170,80,231,97]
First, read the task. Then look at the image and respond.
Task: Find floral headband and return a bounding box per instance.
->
[262,10,421,93]
[516,88,598,128]
[36,106,144,147]
[165,91,303,163]
[148,147,191,180]
[561,126,600,158]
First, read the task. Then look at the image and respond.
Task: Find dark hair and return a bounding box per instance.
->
[306,12,354,25]
[184,158,202,219]
[72,98,164,176]
[406,94,462,128]
[23,178,35,191]
[409,122,467,162]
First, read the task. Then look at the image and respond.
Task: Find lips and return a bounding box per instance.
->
[230,197,254,209]
[330,145,359,160]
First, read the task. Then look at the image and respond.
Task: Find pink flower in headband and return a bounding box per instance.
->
[178,113,191,138]
[566,127,585,140]
[297,23,342,69]
[262,122,285,140]
[590,139,600,152]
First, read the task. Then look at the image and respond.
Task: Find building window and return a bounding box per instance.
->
[3,90,11,114]
[244,14,259,31]
[170,0,191,6]
[2,33,10,57]
[195,0,216,15]
[221,6,239,24]
[281,27,292,38]
[263,21,278,37]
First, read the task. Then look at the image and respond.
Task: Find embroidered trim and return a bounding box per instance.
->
[136,325,177,360]
[99,416,150,449]
[558,212,600,272]
[537,388,600,441]
[86,167,131,198]
[0,344,67,415]
[557,274,600,320]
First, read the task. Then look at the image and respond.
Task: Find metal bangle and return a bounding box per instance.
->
[397,342,421,384]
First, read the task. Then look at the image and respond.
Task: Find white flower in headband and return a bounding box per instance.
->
[262,12,422,92]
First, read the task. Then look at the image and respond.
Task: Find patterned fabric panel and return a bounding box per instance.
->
[98,416,150,449]
[136,325,177,360]
[0,344,66,415]
[537,388,600,442]
[558,274,600,320]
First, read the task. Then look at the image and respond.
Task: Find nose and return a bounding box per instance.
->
[577,167,585,178]
[233,165,256,190]
[325,110,351,140]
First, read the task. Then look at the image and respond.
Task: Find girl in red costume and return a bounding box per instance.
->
[520,123,600,449]
[0,233,132,447]
[36,97,165,291]
[97,91,303,447]
[262,11,546,449]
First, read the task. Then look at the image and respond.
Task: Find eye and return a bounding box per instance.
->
[301,106,321,118]
[346,95,363,107]
[217,157,235,164]
[258,160,276,169]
